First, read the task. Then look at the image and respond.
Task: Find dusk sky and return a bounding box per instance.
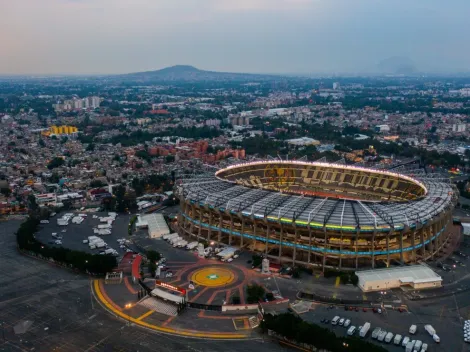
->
[1,0,469,75]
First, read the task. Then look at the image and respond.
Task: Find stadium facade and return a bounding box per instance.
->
[176,160,458,270]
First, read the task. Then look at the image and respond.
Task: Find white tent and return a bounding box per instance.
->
[462,223,470,236]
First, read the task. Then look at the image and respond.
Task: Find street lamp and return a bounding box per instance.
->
[124,303,133,325]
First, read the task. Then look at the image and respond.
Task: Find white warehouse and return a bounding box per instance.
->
[356,264,442,292]
[136,213,170,239]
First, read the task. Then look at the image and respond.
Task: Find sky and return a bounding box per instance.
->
[1,0,470,75]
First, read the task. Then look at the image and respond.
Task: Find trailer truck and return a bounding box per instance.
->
[424,325,436,336]
[359,323,370,338]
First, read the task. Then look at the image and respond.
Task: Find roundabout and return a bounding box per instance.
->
[191,266,236,287]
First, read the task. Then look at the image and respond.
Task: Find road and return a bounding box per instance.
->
[0,220,283,352]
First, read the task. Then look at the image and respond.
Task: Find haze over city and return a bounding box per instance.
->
[2,0,470,75]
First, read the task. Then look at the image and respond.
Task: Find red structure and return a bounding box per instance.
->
[131,254,142,283]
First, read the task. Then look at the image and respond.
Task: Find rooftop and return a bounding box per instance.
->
[356,264,442,284]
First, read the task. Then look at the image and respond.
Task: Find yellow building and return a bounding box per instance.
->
[42,125,78,137]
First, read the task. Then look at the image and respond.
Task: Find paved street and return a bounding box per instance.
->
[0,220,283,352]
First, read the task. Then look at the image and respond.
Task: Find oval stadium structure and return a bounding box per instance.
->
[176,160,458,269]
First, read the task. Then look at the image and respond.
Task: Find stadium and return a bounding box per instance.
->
[176,160,458,270]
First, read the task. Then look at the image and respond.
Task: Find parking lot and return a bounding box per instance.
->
[35,211,131,257]
[302,303,454,352]
[427,234,470,287]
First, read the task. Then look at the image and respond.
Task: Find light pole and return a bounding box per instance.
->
[124,303,133,325]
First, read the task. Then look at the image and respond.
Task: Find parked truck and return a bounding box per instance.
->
[186,241,198,250]
[371,327,381,339]
[359,322,370,338]
[394,334,402,345]
[169,236,181,245]
[424,325,436,336]
[409,325,417,334]
[165,233,179,242]
[378,330,387,342]
[163,232,177,240]
[176,240,188,248]
[413,340,422,351]
[405,340,416,352]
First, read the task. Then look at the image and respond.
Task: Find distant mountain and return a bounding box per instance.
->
[377,57,418,75]
[116,65,284,82]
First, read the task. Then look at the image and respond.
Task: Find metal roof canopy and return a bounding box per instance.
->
[356,264,442,285]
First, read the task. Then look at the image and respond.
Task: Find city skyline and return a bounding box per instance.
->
[1,0,470,75]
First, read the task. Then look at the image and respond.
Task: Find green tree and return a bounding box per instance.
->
[146,250,161,263]
[90,179,105,188]
[113,184,127,212]
[0,187,11,197]
[47,157,65,169]
[246,283,265,303]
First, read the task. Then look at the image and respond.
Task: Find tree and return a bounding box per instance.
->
[246,283,265,303]
[146,250,161,263]
[165,155,175,163]
[90,179,105,188]
[47,157,65,169]
[0,187,11,197]
[113,184,127,212]
[86,143,95,151]
[38,139,46,147]
[252,254,262,268]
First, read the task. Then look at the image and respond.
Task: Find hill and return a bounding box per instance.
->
[117,65,283,82]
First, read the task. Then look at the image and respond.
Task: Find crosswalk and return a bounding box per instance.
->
[138,297,178,316]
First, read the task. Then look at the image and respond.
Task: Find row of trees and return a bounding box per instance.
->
[16,217,116,274]
[261,313,387,352]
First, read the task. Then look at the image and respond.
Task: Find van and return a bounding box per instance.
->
[377,330,387,342]
[406,340,416,352]
[414,340,422,351]
[402,336,410,347]
[331,316,340,325]
[394,334,402,345]
[421,343,428,352]
[385,332,394,343]
[344,319,351,328]
[347,326,356,336]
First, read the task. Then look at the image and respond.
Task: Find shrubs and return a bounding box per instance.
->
[128,215,137,235]
[252,254,263,268]
[261,313,387,352]
[246,283,265,303]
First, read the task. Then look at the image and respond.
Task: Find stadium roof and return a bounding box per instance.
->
[177,161,455,233]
